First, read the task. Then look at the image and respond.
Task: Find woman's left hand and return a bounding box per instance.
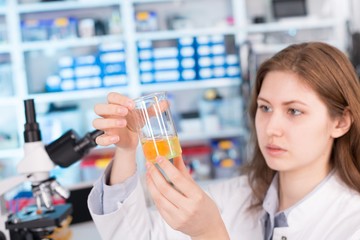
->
[146,156,230,240]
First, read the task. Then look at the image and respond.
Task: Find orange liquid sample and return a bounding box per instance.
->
[141,136,182,162]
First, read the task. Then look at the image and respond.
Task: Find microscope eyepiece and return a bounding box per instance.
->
[46,129,104,168]
[24,99,41,142]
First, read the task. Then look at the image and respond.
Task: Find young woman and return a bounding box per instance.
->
[88,42,360,240]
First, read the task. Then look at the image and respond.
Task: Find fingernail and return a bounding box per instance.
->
[116,120,125,126]
[117,107,125,114]
[126,100,134,109]
[110,136,119,143]
[146,161,152,169]
[156,156,164,163]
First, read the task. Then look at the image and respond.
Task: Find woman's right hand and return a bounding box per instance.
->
[92,92,139,151]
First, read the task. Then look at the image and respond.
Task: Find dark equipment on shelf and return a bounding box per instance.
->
[350,32,360,77]
[272,0,307,19]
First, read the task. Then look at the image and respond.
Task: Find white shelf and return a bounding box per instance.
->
[140,78,241,93]
[17,0,121,13]
[0,97,20,107]
[28,78,240,103]
[0,148,23,159]
[28,86,130,103]
[251,43,289,54]
[0,44,10,53]
[136,27,237,41]
[247,18,337,33]
[21,35,124,51]
[132,0,173,3]
[251,40,339,55]
[0,6,8,15]
[179,127,247,142]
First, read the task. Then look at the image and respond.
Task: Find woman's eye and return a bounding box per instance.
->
[288,108,302,116]
[259,105,272,112]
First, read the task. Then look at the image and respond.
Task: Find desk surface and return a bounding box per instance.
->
[71,221,101,240]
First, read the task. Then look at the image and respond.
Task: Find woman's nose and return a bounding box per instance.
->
[265,112,284,137]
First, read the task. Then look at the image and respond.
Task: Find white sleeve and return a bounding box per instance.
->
[348,229,360,240]
[86,159,138,215]
[87,165,189,240]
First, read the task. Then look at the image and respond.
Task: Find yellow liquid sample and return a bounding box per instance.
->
[141,136,182,162]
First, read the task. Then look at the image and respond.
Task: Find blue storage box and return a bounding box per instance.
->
[103,74,127,87]
[99,42,125,52]
[154,70,180,82]
[99,51,126,64]
[153,58,179,70]
[60,78,76,91]
[153,47,178,59]
[76,76,102,89]
[74,65,101,78]
[140,72,154,84]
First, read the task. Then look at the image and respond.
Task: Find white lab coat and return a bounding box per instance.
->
[88,172,360,240]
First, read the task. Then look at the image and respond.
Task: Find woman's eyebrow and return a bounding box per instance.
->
[257,97,308,107]
[282,100,309,107]
[257,97,270,103]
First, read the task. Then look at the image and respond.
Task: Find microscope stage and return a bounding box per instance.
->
[5,203,72,230]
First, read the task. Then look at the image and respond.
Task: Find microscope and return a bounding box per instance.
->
[0,99,103,240]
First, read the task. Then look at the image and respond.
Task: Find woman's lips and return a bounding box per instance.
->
[265,144,287,156]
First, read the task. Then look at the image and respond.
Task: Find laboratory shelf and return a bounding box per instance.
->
[21,35,124,51]
[28,77,241,107]
[135,27,237,41]
[17,0,121,13]
[0,148,23,159]
[246,18,338,33]
[0,97,20,107]
[140,78,241,93]
[0,6,7,15]
[251,40,338,54]
[132,0,174,3]
[179,127,247,142]
[0,44,10,53]
[28,86,130,103]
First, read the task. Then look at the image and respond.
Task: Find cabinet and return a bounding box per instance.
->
[0,0,349,182]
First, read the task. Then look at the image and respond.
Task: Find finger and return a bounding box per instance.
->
[173,155,193,180]
[147,160,187,208]
[107,92,135,110]
[95,133,119,146]
[155,156,199,199]
[126,109,142,132]
[92,118,127,130]
[94,103,129,117]
[147,100,169,117]
[146,171,185,227]
[146,169,178,211]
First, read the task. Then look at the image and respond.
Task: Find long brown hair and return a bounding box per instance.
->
[243,42,360,210]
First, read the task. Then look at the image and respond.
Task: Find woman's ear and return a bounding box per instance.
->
[331,108,353,138]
